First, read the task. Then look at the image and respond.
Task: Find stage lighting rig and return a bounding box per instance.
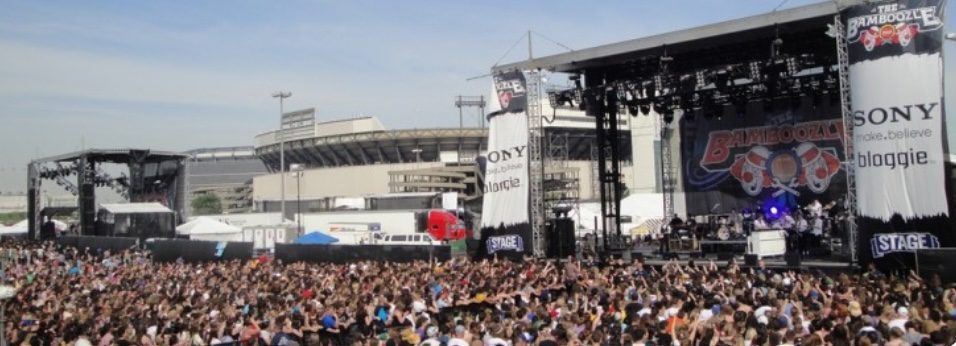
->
[639,100,651,116]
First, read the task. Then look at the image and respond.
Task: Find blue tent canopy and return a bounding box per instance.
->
[294,231,339,245]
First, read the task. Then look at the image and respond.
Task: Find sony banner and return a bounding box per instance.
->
[478,70,532,258]
[681,100,847,215]
[845,0,954,263]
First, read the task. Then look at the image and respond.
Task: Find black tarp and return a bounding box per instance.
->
[149,239,253,263]
[57,236,139,253]
[275,244,450,263]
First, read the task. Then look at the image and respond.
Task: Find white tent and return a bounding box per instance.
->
[0,219,28,235]
[176,217,242,242]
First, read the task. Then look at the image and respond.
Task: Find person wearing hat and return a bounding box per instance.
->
[418,326,441,346]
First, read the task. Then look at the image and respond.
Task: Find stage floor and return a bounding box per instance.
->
[608,243,856,272]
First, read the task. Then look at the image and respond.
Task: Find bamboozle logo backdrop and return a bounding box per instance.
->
[681,100,847,215]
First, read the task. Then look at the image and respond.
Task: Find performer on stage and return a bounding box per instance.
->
[811,214,825,253]
[753,214,770,230]
[728,208,742,235]
[806,199,823,218]
[796,212,810,256]
[741,208,755,236]
[776,211,798,252]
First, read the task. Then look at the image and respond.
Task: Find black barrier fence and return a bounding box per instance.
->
[276,244,451,264]
[149,239,254,263]
[57,236,139,253]
[870,248,956,284]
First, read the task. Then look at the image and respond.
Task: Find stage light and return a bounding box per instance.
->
[630,82,645,99]
[653,101,667,115]
[786,57,799,77]
[627,104,639,117]
[639,102,651,116]
[548,92,558,108]
[648,77,660,98]
[663,111,674,124]
[616,85,628,101]
[749,61,762,82]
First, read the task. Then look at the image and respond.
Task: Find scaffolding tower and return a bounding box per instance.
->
[544,133,579,219]
[526,69,546,257]
[833,14,858,264]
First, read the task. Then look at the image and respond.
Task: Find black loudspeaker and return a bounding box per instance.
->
[785,252,801,267]
[631,252,645,262]
[664,252,680,260]
[745,254,758,266]
[717,253,734,261]
[546,218,575,259]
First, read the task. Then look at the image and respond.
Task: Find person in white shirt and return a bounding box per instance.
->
[807,199,823,218]
[811,215,824,250]
[795,213,810,256]
[753,215,770,230]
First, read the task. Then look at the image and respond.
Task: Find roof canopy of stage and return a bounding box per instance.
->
[34,149,188,165]
[492,2,840,75]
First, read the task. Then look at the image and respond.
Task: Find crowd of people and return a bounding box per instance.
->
[1,240,955,346]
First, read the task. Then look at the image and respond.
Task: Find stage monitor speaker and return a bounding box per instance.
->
[546,218,575,259]
[631,252,644,262]
[745,254,758,266]
[664,252,680,260]
[785,253,801,267]
[717,253,734,261]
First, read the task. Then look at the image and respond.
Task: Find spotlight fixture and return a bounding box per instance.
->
[639,102,651,116]
[663,111,674,124]
[653,101,667,115]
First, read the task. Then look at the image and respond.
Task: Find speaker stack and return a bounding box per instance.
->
[546,218,575,259]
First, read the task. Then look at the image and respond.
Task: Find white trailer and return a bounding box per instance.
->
[299,210,420,244]
[194,212,289,228]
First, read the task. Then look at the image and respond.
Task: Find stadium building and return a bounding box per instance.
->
[184,146,268,216]
[250,104,662,214]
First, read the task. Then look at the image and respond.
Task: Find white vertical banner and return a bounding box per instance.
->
[847,0,949,220]
[479,71,532,256]
[845,0,953,263]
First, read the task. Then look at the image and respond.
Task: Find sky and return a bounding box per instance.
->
[0,0,953,193]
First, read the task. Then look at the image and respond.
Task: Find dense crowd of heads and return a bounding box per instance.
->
[2,240,955,346]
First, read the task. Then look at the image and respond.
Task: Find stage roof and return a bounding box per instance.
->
[33,149,188,164]
[491,1,840,74]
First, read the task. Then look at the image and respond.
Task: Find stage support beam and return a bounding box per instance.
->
[833,14,858,264]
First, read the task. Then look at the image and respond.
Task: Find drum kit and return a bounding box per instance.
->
[704,214,745,241]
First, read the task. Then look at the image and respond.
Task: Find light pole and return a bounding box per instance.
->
[290,163,305,235]
[272,91,292,220]
[0,284,15,346]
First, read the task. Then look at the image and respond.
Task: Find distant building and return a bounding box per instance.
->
[0,195,26,213]
[184,146,268,216]
[252,110,636,215]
